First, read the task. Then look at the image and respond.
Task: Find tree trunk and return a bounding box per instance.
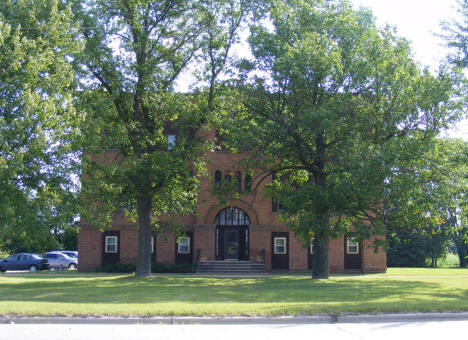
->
[136,195,152,277]
[312,234,329,279]
[458,247,467,268]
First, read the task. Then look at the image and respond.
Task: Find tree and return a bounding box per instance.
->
[74,0,257,276]
[386,138,467,267]
[442,0,468,69]
[223,0,462,278]
[0,0,81,254]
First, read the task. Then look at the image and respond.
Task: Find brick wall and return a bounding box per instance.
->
[362,237,387,273]
[78,226,103,271]
[78,149,386,273]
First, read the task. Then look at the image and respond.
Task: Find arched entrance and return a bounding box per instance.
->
[215,207,250,261]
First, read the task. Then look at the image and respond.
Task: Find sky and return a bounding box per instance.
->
[350,0,467,140]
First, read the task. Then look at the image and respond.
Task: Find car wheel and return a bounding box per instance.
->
[68,263,77,270]
[0,267,5,273]
[28,265,37,272]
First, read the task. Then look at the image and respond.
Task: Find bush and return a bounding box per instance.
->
[99,262,195,273]
[100,263,136,273]
[151,262,195,273]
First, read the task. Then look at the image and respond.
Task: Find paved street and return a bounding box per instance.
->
[1,319,468,340]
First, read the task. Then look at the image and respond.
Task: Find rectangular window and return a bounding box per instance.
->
[272,200,283,212]
[151,236,154,254]
[274,237,287,254]
[167,135,176,150]
[235,171,241,192]
[105,236,118,253]
[177,236,190,254]
[347,237,359,254]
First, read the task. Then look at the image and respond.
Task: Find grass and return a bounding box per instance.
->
[0,268,467,316]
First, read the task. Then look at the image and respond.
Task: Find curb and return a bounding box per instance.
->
[1,313,468,325]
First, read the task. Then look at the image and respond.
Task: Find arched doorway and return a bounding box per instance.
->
[215,207,250,261]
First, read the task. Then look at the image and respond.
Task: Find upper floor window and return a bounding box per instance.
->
[235,172,241,192]
[215,171,222,186]
[224,173,232,183]
[272,200,283,212]
[244,174,252,192]
[167,135,176,150]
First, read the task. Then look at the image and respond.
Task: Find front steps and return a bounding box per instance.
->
[196,261,267,275]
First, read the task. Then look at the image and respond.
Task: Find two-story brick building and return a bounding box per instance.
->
[78,144,387,273]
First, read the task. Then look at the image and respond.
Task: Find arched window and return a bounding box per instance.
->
[215,207,250,226]
[215,171,221,186]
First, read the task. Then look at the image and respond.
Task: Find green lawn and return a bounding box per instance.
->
[1,268,467,316]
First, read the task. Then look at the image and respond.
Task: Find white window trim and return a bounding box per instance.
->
[310,237,314,255]
[347,238,359,254]
[105,236,118,253]
[274,237,287,254]
[177,236,190,254]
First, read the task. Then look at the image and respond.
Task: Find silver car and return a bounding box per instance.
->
[44,252,77,270]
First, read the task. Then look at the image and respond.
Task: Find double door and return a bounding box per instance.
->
[216,226,249,260]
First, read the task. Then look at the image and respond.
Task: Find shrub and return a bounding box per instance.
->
[151,262,195,273]
[100,263,136,273]
[99,262,195,273]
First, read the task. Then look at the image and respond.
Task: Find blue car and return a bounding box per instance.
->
[0,253,49,272]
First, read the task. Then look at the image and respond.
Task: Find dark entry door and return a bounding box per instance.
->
[271,232,289,270]
[224,230,239,260]
[344,234,361,270]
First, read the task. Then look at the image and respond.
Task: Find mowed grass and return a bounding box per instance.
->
[0,268,467,316]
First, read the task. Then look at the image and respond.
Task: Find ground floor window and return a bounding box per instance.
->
[177,236,190,254]
[105,236,118,253]
[346,237,359,254]
[274,237,287,254]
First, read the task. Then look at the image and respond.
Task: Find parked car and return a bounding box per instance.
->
[44,251,77,270]
[59,250,78,260]
[0,253,49,272]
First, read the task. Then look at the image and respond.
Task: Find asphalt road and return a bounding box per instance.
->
[1,318,467,340]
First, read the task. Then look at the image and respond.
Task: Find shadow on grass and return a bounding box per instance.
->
[1,274,467,309]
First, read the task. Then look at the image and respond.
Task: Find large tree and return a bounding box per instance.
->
[385,138,468,267]
[0,0,81,253]
[74,0,258,276]
[223,0,462,278]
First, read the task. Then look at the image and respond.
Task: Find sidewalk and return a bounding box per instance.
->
[2,312,468,325]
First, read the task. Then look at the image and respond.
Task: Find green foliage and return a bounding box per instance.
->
[99,262,195,273]
[151,262,195,273]
[74,0,259,276]
[0,0,82,254]
[387,229,449,268]
[222,0,463,278]
[100,263,136,273]
[442,0,468,69]
[385,138,468,267]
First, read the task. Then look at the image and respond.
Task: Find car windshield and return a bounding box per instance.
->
[31,254,41,259]
[63,252,77,259]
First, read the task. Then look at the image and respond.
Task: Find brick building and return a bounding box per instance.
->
[78,145,387,273]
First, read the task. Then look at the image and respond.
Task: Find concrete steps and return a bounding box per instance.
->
[196,261,267,275]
